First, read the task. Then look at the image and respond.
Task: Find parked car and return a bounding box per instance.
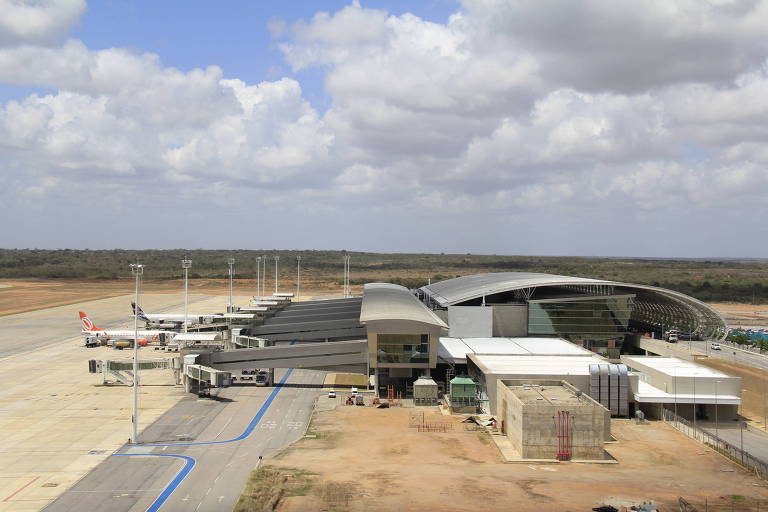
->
[328,390,336,398]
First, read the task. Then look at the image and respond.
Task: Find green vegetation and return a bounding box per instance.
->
[0,249,766,303]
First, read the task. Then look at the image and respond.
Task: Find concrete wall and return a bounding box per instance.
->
[445,305,528,337]
[474,368,591,417]
[497,381,609,460]
[448,306,493,337]
[491,305,528,337]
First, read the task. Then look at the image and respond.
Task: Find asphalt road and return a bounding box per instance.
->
[700,422,768,463]
[45,369,324,512]
[682,339,768,372]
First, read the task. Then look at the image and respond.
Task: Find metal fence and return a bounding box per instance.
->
[661,409,768,479]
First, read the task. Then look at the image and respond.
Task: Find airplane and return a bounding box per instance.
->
[131,302,222,325]
[79,311,168,343]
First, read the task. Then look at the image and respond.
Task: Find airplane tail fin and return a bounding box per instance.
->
[131,302,150,322]
[79,311,102,331]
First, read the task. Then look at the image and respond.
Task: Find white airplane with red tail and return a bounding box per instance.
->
[79,312,167,344]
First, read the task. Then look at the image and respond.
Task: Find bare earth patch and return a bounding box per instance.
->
[269,406,768,512]
[0,278,358,317]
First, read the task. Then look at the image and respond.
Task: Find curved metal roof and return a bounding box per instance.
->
[422,272,611,306]
[360,283,448,328]
[420,272,726,338]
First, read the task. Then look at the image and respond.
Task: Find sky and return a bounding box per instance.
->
[0,0,767,257]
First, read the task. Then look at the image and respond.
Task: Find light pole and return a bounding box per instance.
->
[674,366,678,421]
[228,258,235,312]
[342,253,350,298]
[256,257,261,298]
[715,379,720,438]
[763,366,768,431]
[296,255,301,301]
[693,373,697,430]
[182,259,191,334]
[129,262,144,444]
[274,255,279,294]
[262,255,267,297]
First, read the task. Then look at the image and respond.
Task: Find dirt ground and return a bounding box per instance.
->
[710,303,768,314]
[710,303,768,326]
[0,278,361,316]
[269,406,768,512]
[699,358,768,430]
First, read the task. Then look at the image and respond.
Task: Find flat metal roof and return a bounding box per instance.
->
[439,336,591,364]
[622,356,734,379]
[470,354,606,375]
[360,283,447,328]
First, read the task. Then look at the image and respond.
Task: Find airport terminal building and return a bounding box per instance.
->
[419,272,726,355]
[181,271,733,421]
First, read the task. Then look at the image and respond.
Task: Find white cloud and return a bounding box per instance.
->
[0,42,332,193]
[462,0,768,91]
[0,0,85,47]
[1,1,768,256]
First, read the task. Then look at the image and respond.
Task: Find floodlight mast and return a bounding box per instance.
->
[228,258,235,313]
[262,255,267,297]
[274,255,280,294]
[129,262,144,444]
[182,259,192,334]
[256,257,262,297]
[296,255,301,301]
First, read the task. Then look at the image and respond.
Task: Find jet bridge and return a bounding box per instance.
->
[201,339,368,374]
[88,358,178,385]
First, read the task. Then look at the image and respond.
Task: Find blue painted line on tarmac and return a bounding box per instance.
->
[137,367,294,447]
[112,340,302,511]
[112,454,195,512]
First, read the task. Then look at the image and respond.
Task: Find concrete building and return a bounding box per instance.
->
[622,356,741,421]
[467,353,615,414]
[496,380,610,460]
[359,283,448,393]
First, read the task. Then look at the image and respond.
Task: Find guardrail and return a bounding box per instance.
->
[661,409,768,479]
[720,338,768,356]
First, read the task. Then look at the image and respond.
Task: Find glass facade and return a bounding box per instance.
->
[377,333,430,364]
[528,296,634,351]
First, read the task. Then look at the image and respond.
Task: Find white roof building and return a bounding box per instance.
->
[439,336,592,364]
[621,356,741,405]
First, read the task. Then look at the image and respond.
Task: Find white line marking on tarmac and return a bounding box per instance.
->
[212,413,236,440]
